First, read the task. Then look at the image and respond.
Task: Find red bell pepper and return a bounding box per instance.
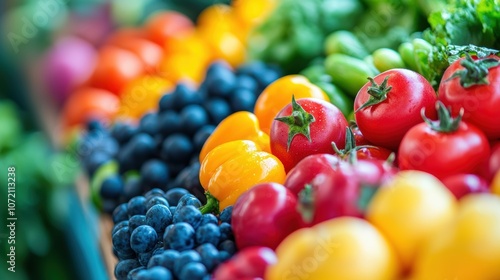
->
[212,247,277,280]
[231,183,303,250]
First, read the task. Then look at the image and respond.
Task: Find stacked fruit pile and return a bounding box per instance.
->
[72,1,500,280]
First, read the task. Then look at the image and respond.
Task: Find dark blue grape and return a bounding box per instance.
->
[100,175,124,199]
[115,259,141,280]
[111,122,138,145]
[195,223,221,246]
[257,68,282,88]
[171,165,205,203]
[205,62,236,98]
[171,83,203,110]
[196,243,219,272]
[139,250,155,267]
[147,250,178,270]
[203,98,231,124]
[129,215,147,231]
[113,203,129,224]
[176,194,202,208]
[169,206,176,216]
[219,206,232,224]
[159,92,175,112]
[112,220,129,236]
[230,88,256,112]
[130,225,158,253]
[173,250,202,277]
[173,205,202,228]
[163,222,195,251]
[200,214,218,226]
[123,177,143,201]
[136,266,173,280]
[146,196,169,210]
[165,188,189,206]
[112,226,134,255]
[236,74,258,92]
[146,204,172,235]
[128,196,147,217]
[179,105,209,136]
[218,240,236,255]
[161,134,193,164]
[179,262,207,280]
[140,160,170,190]
[236,61,266,77]
[192,125,215,152]
[139,113,159,136]
[158,111,181,137]
[144,188,165,199]
[127,266,145,280]
[219,223,233,241]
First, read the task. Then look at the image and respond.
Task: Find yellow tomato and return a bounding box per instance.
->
[366,170,458,270]
[266,217,401,280]
[411,194,500,280]
[115,75,173,120]
[254,75,330,135]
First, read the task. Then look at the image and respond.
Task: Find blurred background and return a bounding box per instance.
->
[0,1,231,279]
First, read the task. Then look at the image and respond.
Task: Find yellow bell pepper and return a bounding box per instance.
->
[266,217,401,280]
[199,140,285,213]
[199,111,269,162]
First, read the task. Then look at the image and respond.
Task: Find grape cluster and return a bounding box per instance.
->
[78,61,281,212]
[112,188,235,280]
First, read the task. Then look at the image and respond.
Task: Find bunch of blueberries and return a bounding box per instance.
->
[78,61,281,213]
[112,188,235,280]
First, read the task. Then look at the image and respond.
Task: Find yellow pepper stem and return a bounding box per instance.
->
[199,191,220,215]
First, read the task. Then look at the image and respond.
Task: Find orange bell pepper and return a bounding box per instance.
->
[254,75,330,135]
[199,111,270,162]
[199,140,286,213]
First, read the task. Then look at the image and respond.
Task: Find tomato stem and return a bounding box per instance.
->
[422,101,464,133]
[445,53,500,88]
[199,191,220,215]
[275,95,316,151]
[297,184,315,224]
[332,127,377,163]
[355,75,392,113]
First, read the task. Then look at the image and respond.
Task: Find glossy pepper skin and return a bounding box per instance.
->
[212,246,277,280]
[199,111,270,162]
[199,141,286,213]
[232,183,303,250]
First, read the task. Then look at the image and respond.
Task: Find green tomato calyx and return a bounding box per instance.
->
[275,95,315,151]
[446,53,500,88]
[297,184,315,224]
[355,75,393,113]
[422,101,464,133]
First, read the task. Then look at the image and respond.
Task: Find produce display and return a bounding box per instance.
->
[15,0,500,279]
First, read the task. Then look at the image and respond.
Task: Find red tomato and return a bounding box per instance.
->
[145,11,194,47]
[438,54,500,140]
[90,46,144,95]
[270,97,348,172]
[62,87,119,128]
[441,174,490,200]
[350,121,370,146]
[284,154,340,196]
[106,37,163,71]
[354,69,437,151]
[398,102,490,180]
[300,158,396,225]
